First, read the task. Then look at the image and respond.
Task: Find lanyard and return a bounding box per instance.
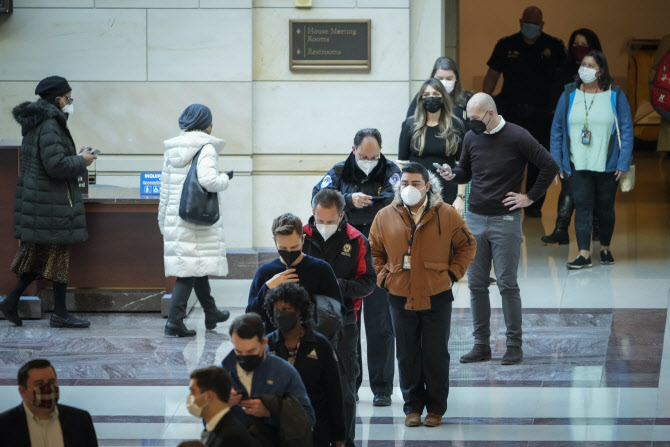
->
[403,205,429,253]
[583,87,599,129]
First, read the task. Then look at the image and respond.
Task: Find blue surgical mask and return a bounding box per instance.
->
[521,23,541,40]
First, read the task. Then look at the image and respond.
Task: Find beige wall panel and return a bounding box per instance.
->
[0,9,146,81]
[147,9,252,81]
[252,174,323,248]
[0,82,252,155]
[252,81,408,155]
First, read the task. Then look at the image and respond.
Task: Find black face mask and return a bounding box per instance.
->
[278,249,302,266]
[421,96,443,113]
[470,112,492,135]
[237,353,263,372]
[274,310,299,333]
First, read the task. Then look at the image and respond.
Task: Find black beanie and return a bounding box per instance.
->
[34,76,71,100]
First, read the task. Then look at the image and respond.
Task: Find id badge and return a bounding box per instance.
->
[581,130,591,145]
[402,254,411,270]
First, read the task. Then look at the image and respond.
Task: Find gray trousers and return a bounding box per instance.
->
[465,211,523,347]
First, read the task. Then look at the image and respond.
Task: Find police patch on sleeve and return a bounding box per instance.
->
[321,175,333,188]
[389,173,400,186]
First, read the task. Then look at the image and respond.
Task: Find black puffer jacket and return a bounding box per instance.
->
[312,152,401,229]
[12,99,88,244]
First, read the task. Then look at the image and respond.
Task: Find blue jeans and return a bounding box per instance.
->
[388,293,452,416]
[466,211,523,347]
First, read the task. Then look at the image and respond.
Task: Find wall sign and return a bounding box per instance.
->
[290,20,371,71]
[140,172,161,195]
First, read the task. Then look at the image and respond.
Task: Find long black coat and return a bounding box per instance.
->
[12,99,88,245]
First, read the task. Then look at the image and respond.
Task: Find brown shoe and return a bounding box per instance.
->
[404,413,422,427]
[423,412,442,427]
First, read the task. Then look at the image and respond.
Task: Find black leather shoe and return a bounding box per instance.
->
[460,344,492,363]
[541,230,569,245]
[373,393,392,407]
[501,346,523,365]
[567,255,592,269]
[50,313,90,328]
[165,322,196,337]
[205,309,230,330]
[0,299,22,326]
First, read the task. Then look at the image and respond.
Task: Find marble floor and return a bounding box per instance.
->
[1,151,669,446]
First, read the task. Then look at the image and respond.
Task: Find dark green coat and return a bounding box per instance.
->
[12,99,88,245]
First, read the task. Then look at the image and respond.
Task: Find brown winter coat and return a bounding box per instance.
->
[369,172,476,311]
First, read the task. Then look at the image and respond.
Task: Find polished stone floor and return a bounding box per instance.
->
[1,151,669,446]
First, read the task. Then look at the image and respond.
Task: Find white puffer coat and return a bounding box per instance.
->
[158,131,230,278]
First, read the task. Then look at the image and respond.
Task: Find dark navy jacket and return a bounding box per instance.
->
[303,216,375,319]
[247,255,344,332]
[221,348,316,428]
[312,152,401,230]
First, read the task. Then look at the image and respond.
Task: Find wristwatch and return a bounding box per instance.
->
[457,194,465,199]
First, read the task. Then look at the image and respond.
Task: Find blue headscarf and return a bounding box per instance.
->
[178,104,212,131]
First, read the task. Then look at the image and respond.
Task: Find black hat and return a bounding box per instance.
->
[34,76,71,100]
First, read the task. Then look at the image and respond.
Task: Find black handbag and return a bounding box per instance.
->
[179,147,220,226]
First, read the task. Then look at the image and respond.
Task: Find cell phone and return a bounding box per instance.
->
[237,389,249,401]
[370,196,385,202]
[432,162,446,171]
[86,147,102,156]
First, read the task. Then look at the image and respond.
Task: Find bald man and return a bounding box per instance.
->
[483,6,565,218]
[439,93,559,365]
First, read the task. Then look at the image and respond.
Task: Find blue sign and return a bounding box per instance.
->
[140,172,161,195]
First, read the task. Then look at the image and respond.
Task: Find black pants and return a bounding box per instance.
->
[167,276,217,324]
[356,286,396,395]
[552,176,599,234]
[388,293,452,416]
[571,170,618,250]
[336,321,359,447]
[352,223,395,396]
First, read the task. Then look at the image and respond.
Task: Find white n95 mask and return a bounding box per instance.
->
[401,186,424,207]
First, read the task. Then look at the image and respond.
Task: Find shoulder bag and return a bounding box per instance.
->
[179,146,220,225]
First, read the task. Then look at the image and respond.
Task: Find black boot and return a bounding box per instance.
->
[165,321,196,337]
[0,298,22,326]
[542,177,573,244]
[205,308,230,330]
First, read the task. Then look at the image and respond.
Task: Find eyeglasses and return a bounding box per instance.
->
[60,96,74,104]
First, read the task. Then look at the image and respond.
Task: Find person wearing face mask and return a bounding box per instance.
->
[440,93,559,365]
[368,162,476,428]
[221,313,315,447]
[312,128,398,408]
[302,189,375,446]
[1,76,96,329]
[185,366,256,447]
[247,213,344,333]
[0,359,98,446]
[158,104,232,337]
[406,57,474,124]
[542,28,604,246]
[550,51,633,269]
[265,283,345,447]
[398,78,465,207]
[483,6,566,218]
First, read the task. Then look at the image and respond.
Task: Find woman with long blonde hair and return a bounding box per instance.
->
[398,78,465,205]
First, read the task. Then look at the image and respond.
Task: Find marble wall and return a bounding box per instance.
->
[0,0,446,248]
